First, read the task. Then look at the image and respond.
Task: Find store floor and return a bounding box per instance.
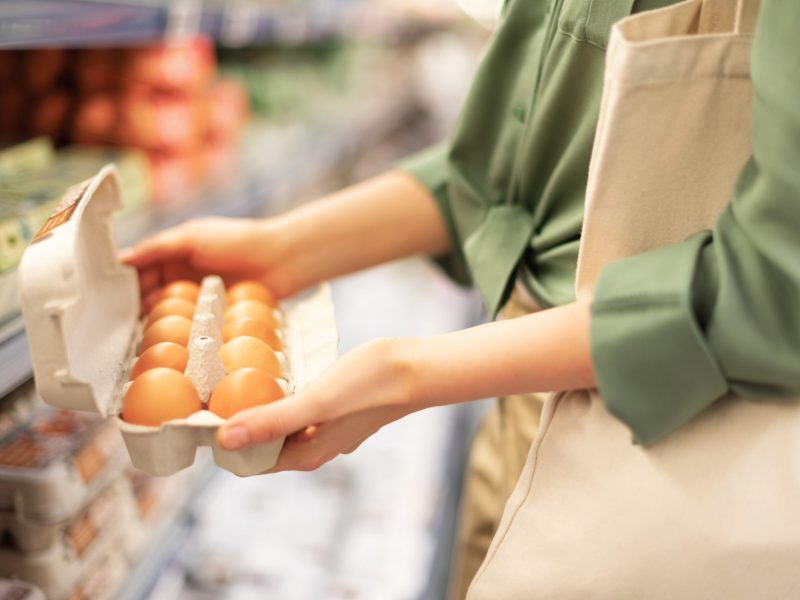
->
[144,258,484,600]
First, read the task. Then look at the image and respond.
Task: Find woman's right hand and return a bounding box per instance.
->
[120,216,294,312]
[120,171,453,312]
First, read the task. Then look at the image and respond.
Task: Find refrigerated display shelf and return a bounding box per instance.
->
[0,0,356,49]
[0,330,32,401]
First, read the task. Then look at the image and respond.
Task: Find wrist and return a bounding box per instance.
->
[254,215,306,298]
[387,336,428,409]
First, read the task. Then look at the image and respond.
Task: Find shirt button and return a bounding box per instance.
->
[513,105,526,122]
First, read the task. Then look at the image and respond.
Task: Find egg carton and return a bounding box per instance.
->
[0,470,129,556]
[0,579,46,600]
[69,549,128,600]
[0,410,126,525]
[0,481,128,600]
[19,165,338,477]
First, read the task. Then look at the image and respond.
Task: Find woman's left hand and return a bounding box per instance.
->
[217,337,418,472]
[216,300,596,473]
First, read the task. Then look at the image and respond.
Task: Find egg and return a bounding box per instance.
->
[161,280,201,302]
[219,336,282,377]
[208,368,284,419]
[122,368,202,426]
[146,297,195,325]
[130,342,190,380]
[227,281,277,307]
[223,300,278,329]
[140,315,192,352]
[221,317,282,351]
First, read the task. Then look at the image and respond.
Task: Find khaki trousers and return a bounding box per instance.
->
[448,289,544,600]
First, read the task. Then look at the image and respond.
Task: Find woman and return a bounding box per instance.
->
[123,0,800,596]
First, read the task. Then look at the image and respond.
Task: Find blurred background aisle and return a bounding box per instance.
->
[0,1,499,599]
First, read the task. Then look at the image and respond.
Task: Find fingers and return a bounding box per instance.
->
[265,405,412,473]
[216,391,322,451]
[120,225,196,269]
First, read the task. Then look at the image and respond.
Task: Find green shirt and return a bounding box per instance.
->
[401,0,800,444]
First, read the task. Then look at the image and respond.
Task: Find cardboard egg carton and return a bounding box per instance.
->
[19,165,338,477]
[0,467,125,555]
[0,411,126,525]
[0,579,46,600]
[0,480,128,600]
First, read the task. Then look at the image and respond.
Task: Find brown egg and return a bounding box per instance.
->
[140,315,192,352]
[122,368,202,426]
[219,336,282,377]
[161,280,200,302]
[221,317,282,351]
[147,297,195,326]
[208,368,284,419]
[130,342,190,380]
[227,281,277,308]
[223,300,278,329]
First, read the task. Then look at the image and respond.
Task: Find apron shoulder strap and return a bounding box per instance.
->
[699,0,760,34]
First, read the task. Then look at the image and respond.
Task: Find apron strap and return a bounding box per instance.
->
[699,0,760,34]
[735,0,760,34]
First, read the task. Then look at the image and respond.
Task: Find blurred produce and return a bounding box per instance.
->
[0,38,248,203]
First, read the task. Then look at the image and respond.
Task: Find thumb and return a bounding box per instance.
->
[216,392,318,451]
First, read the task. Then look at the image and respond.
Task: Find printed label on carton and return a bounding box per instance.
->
[31,179,90,243]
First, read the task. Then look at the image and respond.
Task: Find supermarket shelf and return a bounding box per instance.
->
[116,454,217,600]
[0,331,32,400]
[0,0,355,49]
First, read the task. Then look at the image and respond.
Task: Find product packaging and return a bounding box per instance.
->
[0,509,127,600]
[19,166,338,477]
[0,409,125,524]
[0,578,46,600]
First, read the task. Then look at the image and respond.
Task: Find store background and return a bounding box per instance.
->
[0,1,501,598]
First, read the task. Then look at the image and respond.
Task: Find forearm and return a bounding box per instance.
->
[270,171,451,294]
[404,301,596,408]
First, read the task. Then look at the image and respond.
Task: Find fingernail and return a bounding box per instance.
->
[219,425,250,450]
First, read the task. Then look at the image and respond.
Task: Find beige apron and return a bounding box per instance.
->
[469,0,800,597]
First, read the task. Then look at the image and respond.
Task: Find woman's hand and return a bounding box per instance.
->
[216,300,597,473]
[120,217,294,312]
[218,337,419,472]
[120,171,452,313]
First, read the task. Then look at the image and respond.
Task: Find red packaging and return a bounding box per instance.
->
[118,91,206,151]
[30,89,72,142]
[206,79,250,143]
[23,49,68,95]
[73,92,205,152]
[124,37,216,94]
[71,95,117,146]
[0,51,15,86]
[73,49,124,95]
[0,89,25,142]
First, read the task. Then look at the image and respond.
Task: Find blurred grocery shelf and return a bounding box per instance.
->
[0,0,358,49]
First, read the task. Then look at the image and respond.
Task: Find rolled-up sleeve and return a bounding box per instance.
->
[399,143,472,286]
[590,0,800,445]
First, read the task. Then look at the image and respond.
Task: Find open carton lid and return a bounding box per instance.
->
[19,165,139,418]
